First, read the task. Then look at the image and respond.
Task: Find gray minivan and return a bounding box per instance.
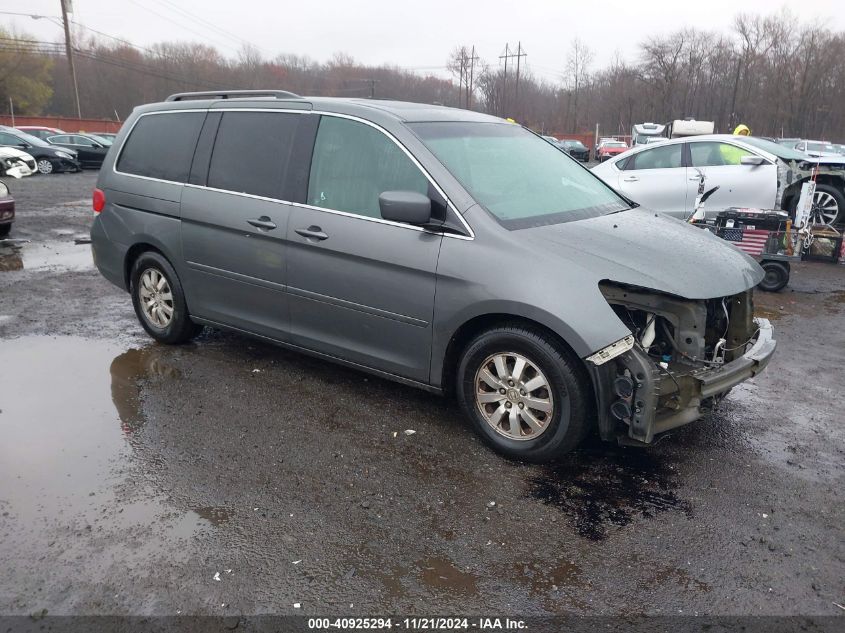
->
[91,90,776,462]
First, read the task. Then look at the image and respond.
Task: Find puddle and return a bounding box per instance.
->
[0,240,93,273]
[416,556,478,595]
[110,347,182,434]
[528,444,692,541]
[192,506,232,526]
[0,336,202,554]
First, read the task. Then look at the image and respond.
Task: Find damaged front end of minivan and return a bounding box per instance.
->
[586,282,776,445]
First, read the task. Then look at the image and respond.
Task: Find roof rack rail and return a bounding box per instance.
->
[165,90,301,102]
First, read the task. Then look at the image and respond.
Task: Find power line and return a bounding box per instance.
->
[126,0,241,54]
[148,0,269,55]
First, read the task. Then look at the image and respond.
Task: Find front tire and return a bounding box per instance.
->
[0,223,10,238]
[37,159,54,175]
[812,184,844,226]
[456,325,591,462]
[130,251,201,344]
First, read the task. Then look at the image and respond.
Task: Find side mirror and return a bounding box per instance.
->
[379,191,432,225]
[740,155,765,166]
[16,143,29,149]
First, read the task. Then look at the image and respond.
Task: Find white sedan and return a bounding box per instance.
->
[591,134,845,225]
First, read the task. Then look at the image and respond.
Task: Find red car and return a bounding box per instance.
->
[597,140,629,162]
[0,180,14,237]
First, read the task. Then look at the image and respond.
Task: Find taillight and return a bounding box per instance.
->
[92,188,105,213]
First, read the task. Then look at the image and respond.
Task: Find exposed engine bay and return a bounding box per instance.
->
[587,282,776,444]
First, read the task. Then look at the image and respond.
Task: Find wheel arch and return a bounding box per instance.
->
[124,242,167,290]
[439,312,592,398]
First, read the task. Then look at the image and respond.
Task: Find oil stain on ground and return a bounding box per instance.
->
[527,443,692,541]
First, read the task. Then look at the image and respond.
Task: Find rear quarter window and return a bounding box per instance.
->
[117,112,205,182]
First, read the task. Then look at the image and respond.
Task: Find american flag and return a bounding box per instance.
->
[721,228,771,256]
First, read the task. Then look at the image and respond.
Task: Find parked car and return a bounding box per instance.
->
[596,140,628,162]
[776,138,800,148]
[0,126,80,174]
[15,126,65,141]
[91,90,776,462]
[591,134,845,225]
[559,139,590,161]
[47,133,111,169]
[0,180,14,237]
[0,147,37,178]
[794,140,838,158]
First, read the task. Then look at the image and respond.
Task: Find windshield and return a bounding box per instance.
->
[563,140,586,149]
[741,136,808,161]
[409,122,630,228]
[605,142,627,148]
[90,134,113,146]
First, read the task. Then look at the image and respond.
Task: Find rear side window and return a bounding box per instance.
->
[623,144,682,170]
[117,112,204,182]
[207,112,299,199]
[307,116,427,219]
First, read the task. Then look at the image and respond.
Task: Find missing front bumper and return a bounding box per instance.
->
[588,318,776,444]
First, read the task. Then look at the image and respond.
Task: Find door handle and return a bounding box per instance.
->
[247,216,277,231]
[295,226,329,241]
[622,176,639,182]
[689,176,703,181]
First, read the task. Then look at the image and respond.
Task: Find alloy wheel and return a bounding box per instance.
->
[811,191,839,225]
[37,159,53,174]
[474,352,556,441]
[138,268,174,328]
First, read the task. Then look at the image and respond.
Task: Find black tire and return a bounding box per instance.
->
[129,251,201,344]
[456,324,591,463]
[0,223,10,238]
[812,183,845,226]
[758,261,790,292]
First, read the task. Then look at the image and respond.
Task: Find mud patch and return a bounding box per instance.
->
[416,556,478,595]
[528,444,692,541]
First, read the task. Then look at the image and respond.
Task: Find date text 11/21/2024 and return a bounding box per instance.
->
[307,617,527,630]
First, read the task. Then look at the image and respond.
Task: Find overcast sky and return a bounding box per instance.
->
[7,0,843,84]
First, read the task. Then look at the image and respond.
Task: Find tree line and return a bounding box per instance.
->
[1,8,843,140]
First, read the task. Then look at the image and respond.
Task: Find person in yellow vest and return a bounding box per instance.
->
[719,124,752,164]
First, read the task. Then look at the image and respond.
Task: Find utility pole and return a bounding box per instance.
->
[499,44,510,116]
[499,43,526,118]
[467,45,478,110]
[514,42,527,119]
[60,0,82,118]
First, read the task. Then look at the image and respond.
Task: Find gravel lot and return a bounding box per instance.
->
[0,172,843,621]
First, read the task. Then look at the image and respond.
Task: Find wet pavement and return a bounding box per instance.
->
[0,172,843,617]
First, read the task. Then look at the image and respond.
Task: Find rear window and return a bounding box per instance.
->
[207,112,299,199]
[117,112,204,182]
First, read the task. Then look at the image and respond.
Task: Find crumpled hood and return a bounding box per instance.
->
[524,208,764,299]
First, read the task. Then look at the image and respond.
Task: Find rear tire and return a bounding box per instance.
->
[456,324,591,463]
[758,261,790,292]
[0,224,10,238]
[130,251,201,344]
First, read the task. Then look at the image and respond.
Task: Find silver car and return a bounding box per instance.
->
[591,134,845,225]
[90,90,776,462]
